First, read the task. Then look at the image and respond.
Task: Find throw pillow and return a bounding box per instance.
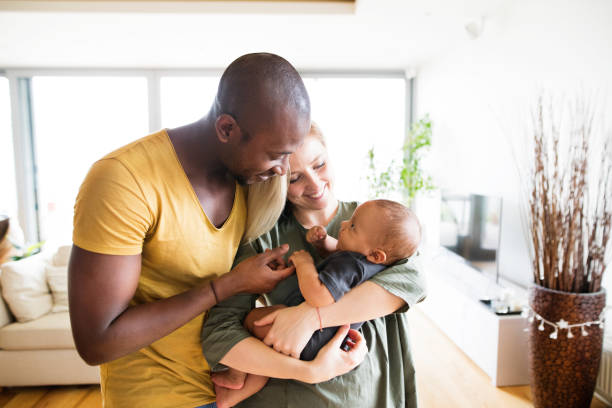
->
[52,245,72,267]
[45,264,68,313]
[0,254,52,322]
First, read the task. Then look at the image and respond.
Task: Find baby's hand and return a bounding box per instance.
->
[264,248,287,271]
[289,250,314,268]
[306,226,327,246]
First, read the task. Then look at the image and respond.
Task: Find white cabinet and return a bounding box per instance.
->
[419,250,530,386]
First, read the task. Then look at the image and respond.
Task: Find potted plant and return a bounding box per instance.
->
[522,97,610,408]
[366,115,436,207]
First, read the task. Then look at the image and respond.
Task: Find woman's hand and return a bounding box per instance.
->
[305,325,367,384]
[254,302,319,358]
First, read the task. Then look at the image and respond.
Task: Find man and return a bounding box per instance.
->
[68,53,310,407]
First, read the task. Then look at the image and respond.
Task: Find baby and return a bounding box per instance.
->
[212,199,421,408]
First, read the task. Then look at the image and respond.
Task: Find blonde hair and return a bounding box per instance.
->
[243,121,325,242]
[243,174,289,243]
[308,121,326,146]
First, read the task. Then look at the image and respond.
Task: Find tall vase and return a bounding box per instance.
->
[528,285,606,408]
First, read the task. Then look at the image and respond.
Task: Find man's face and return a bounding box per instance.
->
[228,113,308,185]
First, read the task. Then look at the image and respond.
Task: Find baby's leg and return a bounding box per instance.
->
[214,305,287,406]
[244,304,287,340]
[215,375,269,408]
[211,370,248,390]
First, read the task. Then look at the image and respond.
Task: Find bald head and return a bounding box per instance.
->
[210,53,310,185]
[214,53,310,133]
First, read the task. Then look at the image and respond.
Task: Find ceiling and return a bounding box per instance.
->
[0,0,508,70]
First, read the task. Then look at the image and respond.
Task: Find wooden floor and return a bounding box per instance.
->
[0,306,609,407]
[0,385,100,408]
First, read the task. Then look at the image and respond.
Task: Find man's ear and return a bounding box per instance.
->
[215,114,239,144]
[366,249,387,265]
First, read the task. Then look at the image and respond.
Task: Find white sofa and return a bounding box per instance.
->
[0,246,99,386]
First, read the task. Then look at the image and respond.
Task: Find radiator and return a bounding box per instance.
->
[596,310,612,407]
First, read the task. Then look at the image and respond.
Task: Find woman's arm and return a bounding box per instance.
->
[255,256,427,355]
[219,326,365,383]
[202,282,367,382]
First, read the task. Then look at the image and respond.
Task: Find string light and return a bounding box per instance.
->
[522,306,606,340]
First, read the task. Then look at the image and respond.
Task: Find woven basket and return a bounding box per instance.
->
[528,285,606,408]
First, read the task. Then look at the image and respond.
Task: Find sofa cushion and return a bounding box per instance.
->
[0,267,14,328]
[46,264,68,313]
[52,245,72,267]
[0,290,13,328]
[1,254,52,322]
[0,349,100,386]
[0,311,75,350]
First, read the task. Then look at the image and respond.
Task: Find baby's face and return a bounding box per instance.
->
[337,201,383,256]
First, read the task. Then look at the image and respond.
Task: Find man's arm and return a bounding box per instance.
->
[69,244,294,365]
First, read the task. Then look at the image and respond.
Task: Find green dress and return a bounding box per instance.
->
[202,201,427,408]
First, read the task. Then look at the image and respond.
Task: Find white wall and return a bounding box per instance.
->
[0,0,504,69]
[415,0,612,288]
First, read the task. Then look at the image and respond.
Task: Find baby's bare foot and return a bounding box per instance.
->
[214,383,234,408]
[212,369,247,390]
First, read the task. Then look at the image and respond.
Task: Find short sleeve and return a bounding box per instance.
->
[369,254,427,314]
[201,292,258,371]
[73,158,153,255]
[317,254,365,302]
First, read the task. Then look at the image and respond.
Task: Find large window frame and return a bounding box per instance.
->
[1,68,413,243]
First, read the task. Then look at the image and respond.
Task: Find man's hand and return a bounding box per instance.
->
[221,244,295,295]
[264,248,288,271]
[288,249,314,269]
[306,325,367,383]
[306,226,327,246]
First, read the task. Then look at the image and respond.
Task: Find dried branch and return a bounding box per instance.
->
[526,96,610,293]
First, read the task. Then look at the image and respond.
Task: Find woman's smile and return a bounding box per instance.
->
[305,184,327,200]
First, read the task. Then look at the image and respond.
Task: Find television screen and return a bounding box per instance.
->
[440,192,503,282]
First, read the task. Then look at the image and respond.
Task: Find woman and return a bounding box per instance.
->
[202,122,426,407]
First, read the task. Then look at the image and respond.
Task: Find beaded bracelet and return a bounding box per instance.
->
[210,281,219,304]
[316,307,323,332]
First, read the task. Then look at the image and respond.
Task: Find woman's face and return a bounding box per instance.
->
[287,135,335,212]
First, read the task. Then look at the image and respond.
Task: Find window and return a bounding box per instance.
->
[5,70,408,243]
[31,76,148,242]
[302,76,406,202]
[160,76,220,129]
[0,77,17,218]
[160,74,407,202]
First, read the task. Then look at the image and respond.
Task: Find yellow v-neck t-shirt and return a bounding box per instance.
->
[73,129,246,408]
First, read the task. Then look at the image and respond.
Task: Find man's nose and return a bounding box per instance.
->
[271,165,287,176]
[272,156,290,176]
